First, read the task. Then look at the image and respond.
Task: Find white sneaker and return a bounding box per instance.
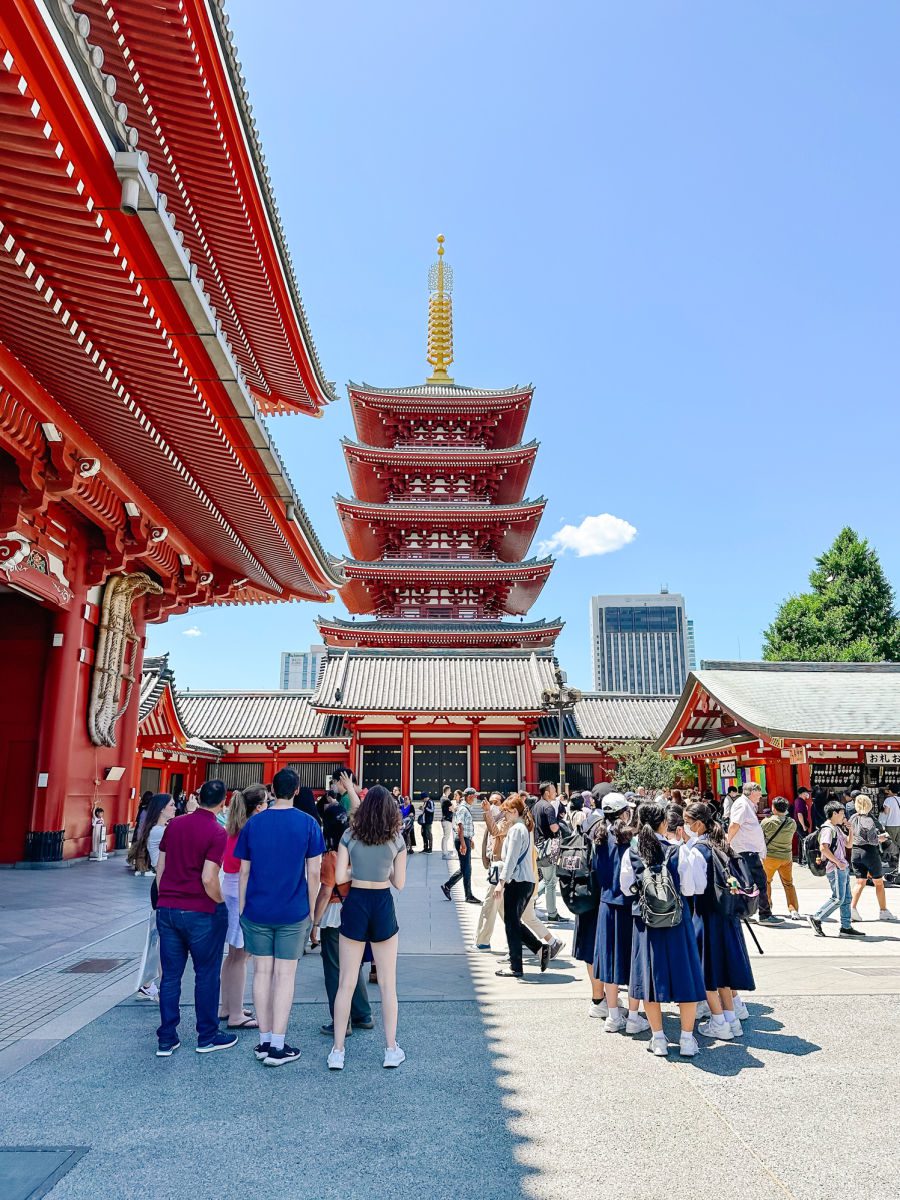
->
[649,1032,669,1057]
[588,1000,609,1019]
[327,1047,345,1071]
[137,982,159,1000]
[698,1017,734,1041]
[695,1000,711,1019]
[728,1018,744,1038]
[604,1010,626,1033]
[732,996,749,1021]
[383,1045,406,1069]
[851,907,862,922]
[679,1032,700,1057]
[625,1013,650,1035]
[879,909,898,922]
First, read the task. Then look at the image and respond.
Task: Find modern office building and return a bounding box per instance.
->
[280,645,328,690]
[687,619,697,671]
[591,590,691,696]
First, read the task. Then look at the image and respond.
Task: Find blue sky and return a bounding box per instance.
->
[149,1,900,691]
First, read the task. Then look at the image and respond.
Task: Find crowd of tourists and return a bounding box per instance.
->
[126,770,899,1066]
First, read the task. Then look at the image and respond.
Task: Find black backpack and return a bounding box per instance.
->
[804,829,827,876]
[636,852,683,929]
[556,826,598,915]
[708,846,759,918]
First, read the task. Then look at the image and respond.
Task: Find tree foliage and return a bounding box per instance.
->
[603,741,696,791]
[763,527,900,662]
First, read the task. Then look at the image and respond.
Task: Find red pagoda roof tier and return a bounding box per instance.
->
[0,12,342,606]
[316,615,563,651]
[347,382,532,449]
[340,557,553,618]
[334,495,547,563]
[72,0,335,414]
[342,439,538,505]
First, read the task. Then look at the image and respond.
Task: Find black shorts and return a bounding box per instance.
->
[851,847,884,880]
[340,888,399,943]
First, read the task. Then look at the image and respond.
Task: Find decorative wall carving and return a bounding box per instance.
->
[88,571,162,747]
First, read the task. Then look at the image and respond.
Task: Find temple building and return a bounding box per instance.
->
[0,1,341,862]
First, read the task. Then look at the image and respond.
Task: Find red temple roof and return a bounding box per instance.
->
[0,3,342,607]
[334,495,546,562]
[340,557,553,618]
[316,615,563,651]
[347,382,533,449]
[71,0,335,415]
[342,439,538,505]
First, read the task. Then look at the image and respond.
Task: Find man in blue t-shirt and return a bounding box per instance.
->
[236,767,324,1066]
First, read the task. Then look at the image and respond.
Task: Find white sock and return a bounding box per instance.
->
[724,1009,736,1023]
[651,1029,666,1040]
[262,1031,273,1044]
[270,1033,285,1051]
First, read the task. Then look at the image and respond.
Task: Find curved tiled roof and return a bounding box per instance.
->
[177,691,347,742]
[348,381,532,399]
[313,651,557,713]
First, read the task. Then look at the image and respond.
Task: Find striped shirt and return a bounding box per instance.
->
[455,800,475,841]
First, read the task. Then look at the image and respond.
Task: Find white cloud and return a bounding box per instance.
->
[182,626,203,638]
[538,513,637,558]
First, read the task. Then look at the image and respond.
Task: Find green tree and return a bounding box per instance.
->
[763,527,900,662]
[603,741,695,792]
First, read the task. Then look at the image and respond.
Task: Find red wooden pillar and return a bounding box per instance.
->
[32,557,87,838]
[795,759,811,793]
[347,719,358,779]
[523,725,535,791]
[469,717,482,790]
[697,760,708,793]
[400,717,413,797]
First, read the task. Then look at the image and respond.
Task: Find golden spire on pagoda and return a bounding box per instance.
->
[426,234,454,384]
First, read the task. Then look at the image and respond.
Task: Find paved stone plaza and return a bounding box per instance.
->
[0,851,898,1200]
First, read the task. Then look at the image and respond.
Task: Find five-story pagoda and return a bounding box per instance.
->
[312,239,564,798]
[319,237,560,653]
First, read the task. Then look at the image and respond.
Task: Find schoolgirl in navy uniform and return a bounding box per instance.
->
[683,801,755,1040]
[619,801,708,1058]
[590,794,649,1035]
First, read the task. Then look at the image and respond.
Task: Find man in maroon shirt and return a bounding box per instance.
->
[154,778,235,1056]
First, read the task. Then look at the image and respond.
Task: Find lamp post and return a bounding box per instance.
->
[541,667,582,797]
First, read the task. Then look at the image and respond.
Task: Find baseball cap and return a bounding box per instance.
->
[463,787,477,796]
[601,792,629,815]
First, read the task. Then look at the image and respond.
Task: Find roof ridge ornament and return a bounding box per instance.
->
[426,235,454,384]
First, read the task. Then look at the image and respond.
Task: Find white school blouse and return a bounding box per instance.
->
[618,835,706,898]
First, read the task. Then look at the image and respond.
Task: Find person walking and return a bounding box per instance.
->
[684,802,756,1041]
[441,787,480,904]
[727,782,778,924]
[314,801,373,1039]
[807,800,865,939]
[440,786,455,858]
[419,791,435,853]
[533,781,562,923]
[475,793,507,947]
[879,785,900,883]
[849,795,897,923]
[235,768,325,1066]
[619,801,708,1058]
[154,779,235,1057]
[493,795,547,978]
[328,785,407,1070]
[134,793,176,1000]
[761,797,801,919]
[218,784,267,1028]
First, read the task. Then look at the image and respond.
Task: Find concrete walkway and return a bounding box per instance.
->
[0,850,898,1199]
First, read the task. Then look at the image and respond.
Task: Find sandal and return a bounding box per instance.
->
[495,968,524,978]
[226,1015,259,1030]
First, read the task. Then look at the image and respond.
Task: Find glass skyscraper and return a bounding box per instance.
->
[279,644,327,690]
[591,591,692,696]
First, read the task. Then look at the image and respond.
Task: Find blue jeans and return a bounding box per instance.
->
[813,867,851,927]
[156,905,228,1048]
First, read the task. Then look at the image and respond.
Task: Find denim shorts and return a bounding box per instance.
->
[340,888,398,943]
[240,916,310,959]
[851,847,884,879]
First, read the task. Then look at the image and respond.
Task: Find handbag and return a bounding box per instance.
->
[487,863,501,886]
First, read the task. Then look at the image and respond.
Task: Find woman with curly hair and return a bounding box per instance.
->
[328,784,407,1071]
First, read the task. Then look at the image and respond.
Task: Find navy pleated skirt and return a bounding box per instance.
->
[593,901,633,986]
[691,907,755,992]
[572,906,599,964]
[629,911,707,1003]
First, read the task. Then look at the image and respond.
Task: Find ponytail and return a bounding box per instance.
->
[636,801,666,866]
[685,800,730,854]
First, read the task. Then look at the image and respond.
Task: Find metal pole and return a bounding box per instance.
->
[558,702,566,797]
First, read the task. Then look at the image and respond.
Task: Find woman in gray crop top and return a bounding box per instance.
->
[330,785,407,1072]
